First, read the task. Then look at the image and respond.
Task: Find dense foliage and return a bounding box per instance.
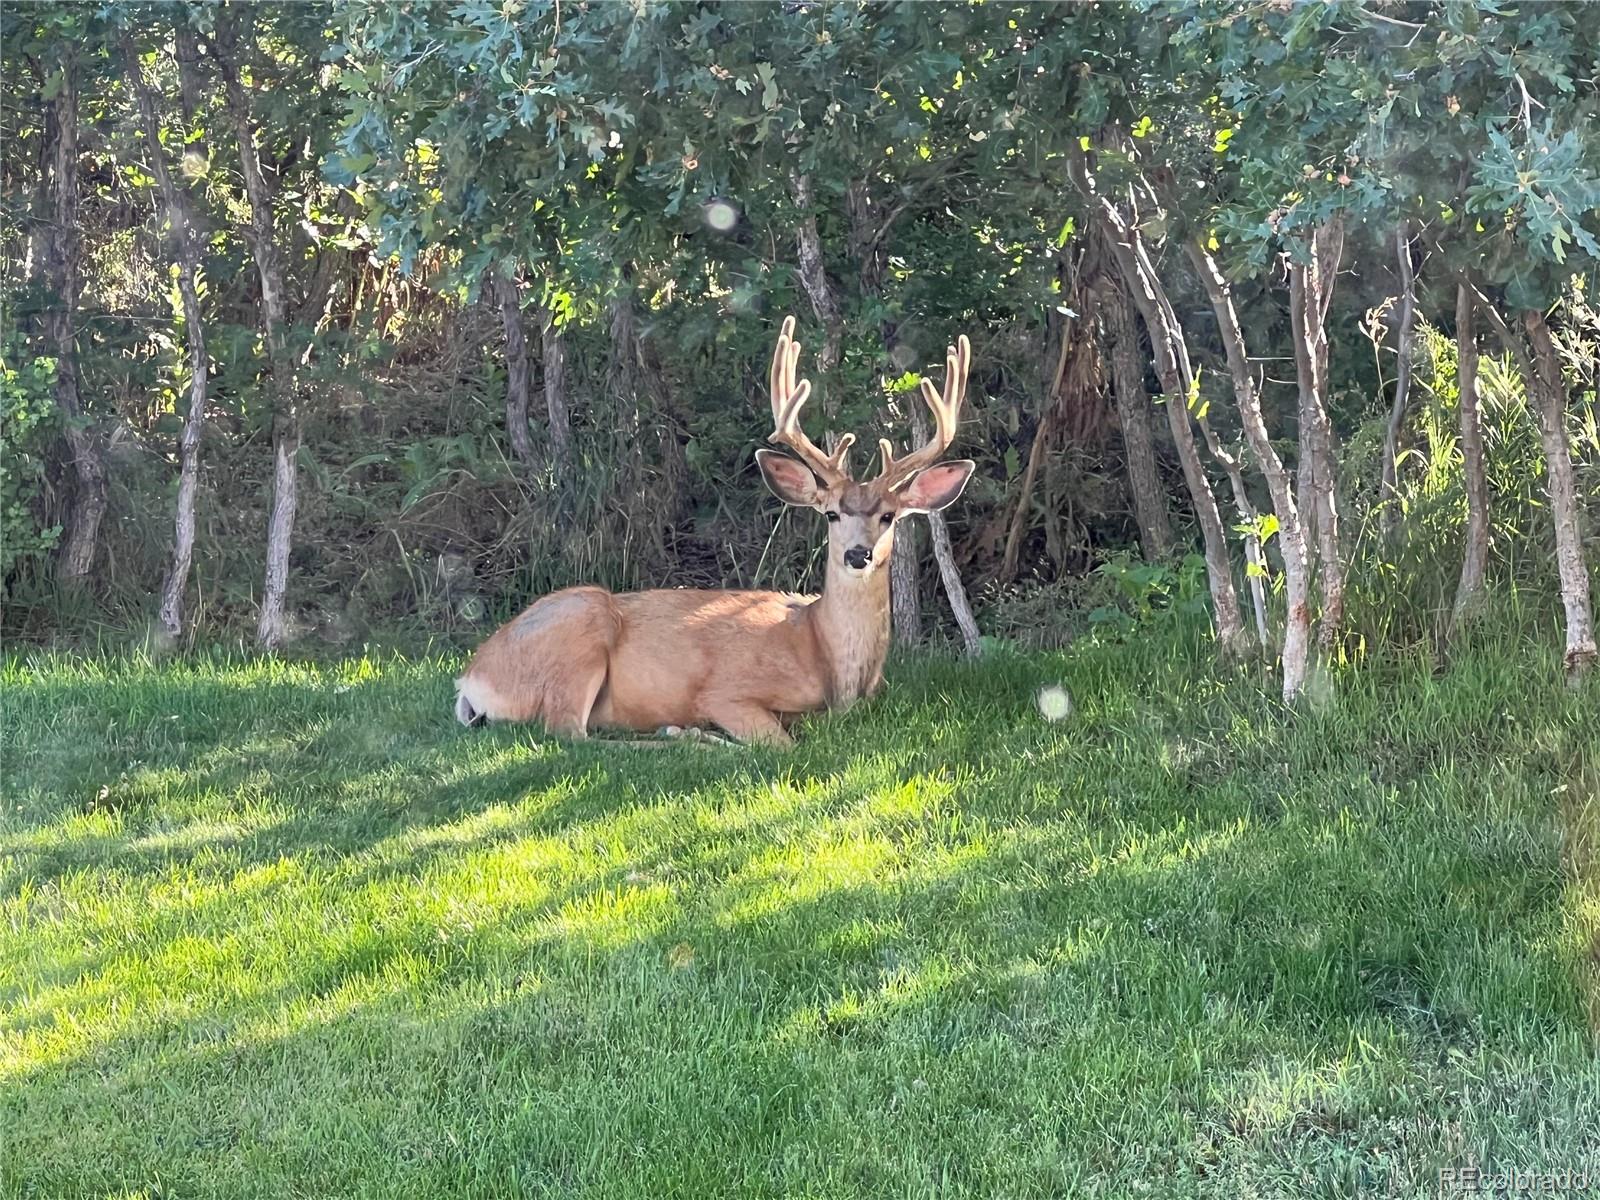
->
[2,1,1596,690]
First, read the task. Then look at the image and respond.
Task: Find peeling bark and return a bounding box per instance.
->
[1523,310,1596,682]
[44,49,107,585]
[1452,284,1489,623]
[1288,220,1346,656]
[215,12,298,649]
[1069,148,1247,655]
[1187,240,1315,702]
[124,35,210,641]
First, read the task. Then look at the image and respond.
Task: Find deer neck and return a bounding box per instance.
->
[809,559,893,708]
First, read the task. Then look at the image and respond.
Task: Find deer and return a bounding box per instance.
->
[453,315,974,746]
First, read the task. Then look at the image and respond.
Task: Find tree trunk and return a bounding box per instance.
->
[1181,367,1269,650]
[44,49,107,585]
[1001,301,1072,582]
[607,279,646,475]
[891,522,923,646]
[496,274,535,469]
[540,305,574,483]
[1125,227,1266,645]
[840,175,930,646]
[1523,309,1596,682]
[173,24,208,162]
[1452,283,1490,623]
[1000,403,1056,582]
[215,12,298,650]
[1069,148,1247,655]
[124,35,210,641]
[789,173,843,386]
[1103,278,1173,562]
[1187,240,1316,702]
[912,408,982,656]
[1288,219,1346,656]
[1379,223,1418,534]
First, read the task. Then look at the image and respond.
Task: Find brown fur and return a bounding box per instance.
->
[454,576,890,746]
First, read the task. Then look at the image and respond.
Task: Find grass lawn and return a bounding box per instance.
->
[3,630,1597,1197]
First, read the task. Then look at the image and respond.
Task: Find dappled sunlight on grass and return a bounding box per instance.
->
[3,639,1599,1195]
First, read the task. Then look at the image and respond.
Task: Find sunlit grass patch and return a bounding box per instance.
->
[1,635,1597,1196]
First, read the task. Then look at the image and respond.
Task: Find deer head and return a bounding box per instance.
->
[755,315,975,579]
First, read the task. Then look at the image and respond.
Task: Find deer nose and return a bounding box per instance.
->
[844,546,872,570]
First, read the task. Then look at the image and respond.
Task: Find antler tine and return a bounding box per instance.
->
[877,334,970,488]
[767,315,853,483]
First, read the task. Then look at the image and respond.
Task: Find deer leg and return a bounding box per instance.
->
[703,703,794,748]
[542,658,609,740]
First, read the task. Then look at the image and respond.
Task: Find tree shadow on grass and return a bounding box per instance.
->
[4,652,1598,1195]
[7,805,1593,1198]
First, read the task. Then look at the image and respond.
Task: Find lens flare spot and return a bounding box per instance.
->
[1036,684,1072,722]
[703,198,740,233]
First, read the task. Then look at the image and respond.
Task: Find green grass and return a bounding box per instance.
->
[3,631,1598,1198]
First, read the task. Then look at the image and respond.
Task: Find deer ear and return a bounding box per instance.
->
[756,449,824,507]
[897,459,975,514]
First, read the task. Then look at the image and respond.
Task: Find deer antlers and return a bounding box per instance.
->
[766,315,969,488]
[876,334,970,490]
[768,315,854,484]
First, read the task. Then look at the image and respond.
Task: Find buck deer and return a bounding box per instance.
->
[453,316,974,745]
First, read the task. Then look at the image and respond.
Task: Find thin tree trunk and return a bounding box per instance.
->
[215,12,297,649]
[1187,240,1316,702]
[1453,284,1490,622]
[124,35,209,641]
[609,276,669,559]
[1379,223,1418,534]
[789,173,843,386]
[1288,219,1347,656]
[911,407,982,656]
[173,24,208,162]
[1103,278,1173,561]
[840,175,927,645]
[1523,309,1597,682]
[891,521,923,646]
[1180,365,1268,649]
[1069,148,1247,654]
[496,273,535,469]
[888,362,924,645]
[1001,306,1071,581]
[1118,198,1264,641]
[1000,403,1056,582]
[606,278,646,474]
[44,49,107,584]
[1476,288,1597,680]
[540,304,574,483]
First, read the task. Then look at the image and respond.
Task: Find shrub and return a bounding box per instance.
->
[0,345,62,593]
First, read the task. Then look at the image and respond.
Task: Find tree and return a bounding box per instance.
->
[121,24,211,641]
[1069,144,1250,656]
[38,24,108,584]
[211,4,300,648]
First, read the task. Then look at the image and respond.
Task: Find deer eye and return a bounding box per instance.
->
[879,512,894,526]
[825,511,840,523]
